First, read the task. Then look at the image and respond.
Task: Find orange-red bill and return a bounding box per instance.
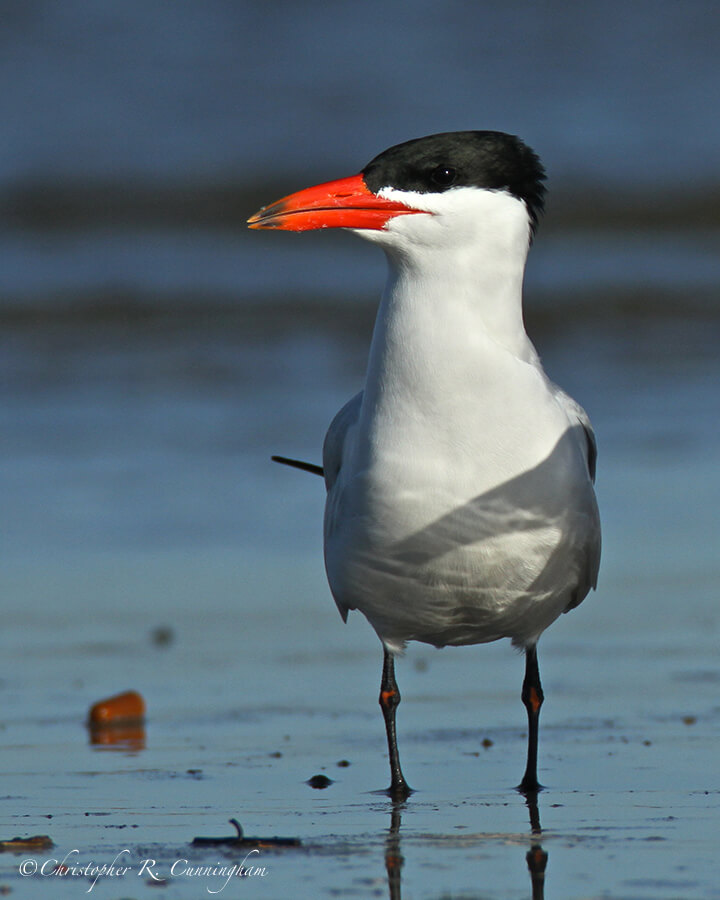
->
[247,173,421,231]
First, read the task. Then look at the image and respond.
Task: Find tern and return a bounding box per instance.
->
[249,131,601,799]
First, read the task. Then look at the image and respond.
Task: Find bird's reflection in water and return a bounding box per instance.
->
[382,790,548,900]
[384,804,404,900]
[523,789,549,900]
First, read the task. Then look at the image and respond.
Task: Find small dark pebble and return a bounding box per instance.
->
[481,738,493,748]
[307,774,333,789]
[151,626,174,647]
[336,759,350,767]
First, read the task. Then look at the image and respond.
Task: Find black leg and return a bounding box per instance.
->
[379,647,412,801]
[518,644,544,794]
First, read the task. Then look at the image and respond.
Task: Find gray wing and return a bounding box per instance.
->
[322,391,363,492]
[551,384,598,484]
[322,392,363,625]
[551,384,601,609]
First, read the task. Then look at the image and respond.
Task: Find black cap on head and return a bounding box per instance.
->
[362,131,546,235]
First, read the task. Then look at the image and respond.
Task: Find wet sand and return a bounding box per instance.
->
[3,3,720,895]
[2,308,719,899]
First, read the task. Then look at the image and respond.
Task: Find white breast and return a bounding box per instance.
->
[323,187,599,651]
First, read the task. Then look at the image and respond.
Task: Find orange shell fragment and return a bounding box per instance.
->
[88,690,145,725]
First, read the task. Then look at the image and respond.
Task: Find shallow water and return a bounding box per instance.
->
[2,3,720,897]
[2,302,719,898]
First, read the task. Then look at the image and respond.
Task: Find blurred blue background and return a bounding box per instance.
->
[1,4,719,897]
[2,0,718,568]
[1,0,718,656]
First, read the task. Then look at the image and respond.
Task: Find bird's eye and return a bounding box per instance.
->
[430,166,457,187]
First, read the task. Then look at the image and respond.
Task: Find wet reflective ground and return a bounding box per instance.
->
[2,3,720,896]
[2,301,719,898]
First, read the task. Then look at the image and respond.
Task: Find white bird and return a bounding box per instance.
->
[249,131,601,799]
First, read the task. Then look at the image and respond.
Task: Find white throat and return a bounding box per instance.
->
[358,187,535,361]
[356,187,538,415]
